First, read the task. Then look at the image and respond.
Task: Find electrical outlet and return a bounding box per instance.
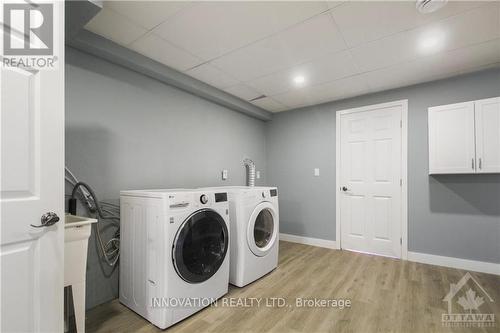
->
[222,169,228,180]
[256,171,261,179]
[314,168,320,176]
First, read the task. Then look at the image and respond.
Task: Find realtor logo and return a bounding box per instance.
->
[3,3,53,55]
[442,272,495,328]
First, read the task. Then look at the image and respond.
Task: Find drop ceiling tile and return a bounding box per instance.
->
[211,13,347,82]
[359,61,440,94]
[442,2,500,47]
[426,38,500,75]
[326,1,348,10]
[272,75,370,109]
[130,33,203,71]
[104,1,193,30]
[331,0,485,47]
[85,7,148,46]
[351,3,500,72]
[246,50,358,96]
[438,39,500,72]
[350,32,415,73]
[152,1,328,60]
[360,39,500,93]
[224,84,262,101]
[458,62,500,76]
[185,64,239,89]
[251,97,288,112]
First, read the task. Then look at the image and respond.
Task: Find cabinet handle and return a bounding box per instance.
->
[472,158,475,170]
[479,158,482,170]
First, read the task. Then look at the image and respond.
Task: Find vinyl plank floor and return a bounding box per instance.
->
[85,241,500,333]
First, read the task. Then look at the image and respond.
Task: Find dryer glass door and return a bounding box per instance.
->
[173,209,228,283]
[247,202,278,257]
[254,209,274,248]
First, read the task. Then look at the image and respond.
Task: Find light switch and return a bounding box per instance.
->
[314,168,320,176]
[256,171,261,179]
[222,169,228,180]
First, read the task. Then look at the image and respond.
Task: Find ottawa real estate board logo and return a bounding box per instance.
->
[442,272,495,328]
[2,2,57,69]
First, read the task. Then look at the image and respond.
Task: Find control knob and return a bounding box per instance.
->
[200,194,208,204]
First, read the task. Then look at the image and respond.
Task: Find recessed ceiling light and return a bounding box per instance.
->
[293,75,306,86]
[418,31,445,54]
[416,0,448,14]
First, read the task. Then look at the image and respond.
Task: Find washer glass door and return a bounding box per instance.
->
[173,209,228,283]
[247,202,278,257]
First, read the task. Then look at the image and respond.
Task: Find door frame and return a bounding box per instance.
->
[335,99,408,260]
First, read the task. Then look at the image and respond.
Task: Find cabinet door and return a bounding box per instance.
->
[475,97,500,173]
[428,101,476,174]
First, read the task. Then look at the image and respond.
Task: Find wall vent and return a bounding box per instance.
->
[249,95,267,102]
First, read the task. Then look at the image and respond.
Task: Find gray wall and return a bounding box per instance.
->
[267,69,500,264]
[65,47,268,309]
[67,45,500,311]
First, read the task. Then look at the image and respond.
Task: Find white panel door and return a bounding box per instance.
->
[475,97,500,173]
[428,102,476,174]
[0,2,64,332]
[340,104,402,258]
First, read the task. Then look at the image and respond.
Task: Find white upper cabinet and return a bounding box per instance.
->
[428,97,500,174]
[428,101,475,174]
[475,97,500,173]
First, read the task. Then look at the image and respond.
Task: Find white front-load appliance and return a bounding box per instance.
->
[119,189,230,329]
[201,186,279,287]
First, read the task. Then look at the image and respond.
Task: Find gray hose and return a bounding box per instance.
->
[71,182,119,221]
[71,182,120,266]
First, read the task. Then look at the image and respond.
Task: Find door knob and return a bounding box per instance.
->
[342,186,350,192]
[31,212,60,228]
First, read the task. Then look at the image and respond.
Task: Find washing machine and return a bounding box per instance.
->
[119,189,230,329]
[201,186,279,287]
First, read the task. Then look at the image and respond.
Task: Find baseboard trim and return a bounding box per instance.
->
[408,251,500,276]
[279,233,337,249]
[278,235,500,275]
